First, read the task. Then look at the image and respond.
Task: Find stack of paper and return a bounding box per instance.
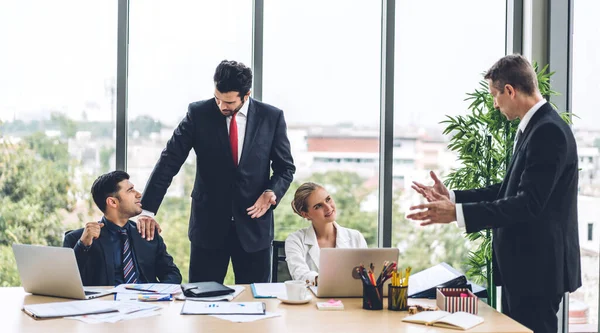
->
[66,301,161,324]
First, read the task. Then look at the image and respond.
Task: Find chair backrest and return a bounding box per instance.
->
[271,240,291,282]
[63,230,73,244]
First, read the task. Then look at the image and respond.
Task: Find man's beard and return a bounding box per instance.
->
[223,99,245,116]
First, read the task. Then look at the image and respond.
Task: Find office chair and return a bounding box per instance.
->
[271,240,291,282]
[63,230,73,243]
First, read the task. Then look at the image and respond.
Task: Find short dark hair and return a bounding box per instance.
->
[91,171,130,213]
[484,54,538,95]
[213,60,253,98]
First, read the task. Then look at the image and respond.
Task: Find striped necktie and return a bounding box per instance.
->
[119,228,138,284]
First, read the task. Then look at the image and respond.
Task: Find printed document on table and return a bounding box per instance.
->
[181,301,265,315]
[65,301,161,324]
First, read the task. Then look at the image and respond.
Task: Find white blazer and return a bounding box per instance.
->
[284,222,368,285]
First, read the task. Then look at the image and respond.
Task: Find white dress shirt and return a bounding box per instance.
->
[284,222,368,285]
[141,99,250,217]
[454,99,547,228]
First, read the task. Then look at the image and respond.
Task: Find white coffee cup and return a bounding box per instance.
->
[284,280,307,301]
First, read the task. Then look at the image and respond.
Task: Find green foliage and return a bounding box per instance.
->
[159,197,192,283]
[99,146,115,173]
[129,115,165,137]
[50,112,78,139]
[391,190,471,274]
[274,171,378,246]
[440,63,569,289]
[0,133,78,285]
[0,245,20,287]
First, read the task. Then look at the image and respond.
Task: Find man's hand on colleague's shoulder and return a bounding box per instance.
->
[137,215,162,241]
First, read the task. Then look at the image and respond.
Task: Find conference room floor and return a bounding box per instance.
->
[1,286,531,333]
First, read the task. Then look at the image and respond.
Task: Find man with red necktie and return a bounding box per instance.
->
[138,60,296,284]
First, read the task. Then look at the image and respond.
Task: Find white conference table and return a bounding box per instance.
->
[0,286,532,333]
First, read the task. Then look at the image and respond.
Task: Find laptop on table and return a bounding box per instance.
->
[12,244,113,300]
[309,248,399,297]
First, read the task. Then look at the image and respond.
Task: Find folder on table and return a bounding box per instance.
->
[408,262,468,299]
[23,300,118,319]
[180,281,234,298]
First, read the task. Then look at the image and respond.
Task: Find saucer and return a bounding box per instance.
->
[277,294,312,304]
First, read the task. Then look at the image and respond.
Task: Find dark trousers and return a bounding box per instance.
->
[502,286,563,333]
[188,223,271,284]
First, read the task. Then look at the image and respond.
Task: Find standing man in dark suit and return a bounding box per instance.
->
[408,55,581,333]
[63,171,182,286]
[137,60,295,284]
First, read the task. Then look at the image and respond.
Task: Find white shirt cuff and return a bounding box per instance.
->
[140,209,155,218]
[456,203,466,229]
[449,190,456,203]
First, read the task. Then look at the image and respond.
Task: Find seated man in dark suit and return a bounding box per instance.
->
[64,171,182,286]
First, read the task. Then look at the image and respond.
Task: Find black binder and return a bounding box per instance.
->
[180,281,235,298]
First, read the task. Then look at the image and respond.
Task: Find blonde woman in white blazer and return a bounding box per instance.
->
[285,182,367,286]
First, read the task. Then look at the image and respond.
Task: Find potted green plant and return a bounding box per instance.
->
[440,63,571,307]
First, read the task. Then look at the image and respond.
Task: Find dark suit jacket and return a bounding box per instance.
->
[455,102,581,297]
[141,98,295,252]
[63,221,182,286]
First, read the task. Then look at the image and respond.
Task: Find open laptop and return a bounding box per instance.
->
[12,244,113,299]
[309,248,399,297]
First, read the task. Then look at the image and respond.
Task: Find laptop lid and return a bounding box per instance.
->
[314,248,399,297]
[12,244,110,300]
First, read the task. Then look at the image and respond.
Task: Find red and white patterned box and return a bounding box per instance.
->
[436,288,478,314]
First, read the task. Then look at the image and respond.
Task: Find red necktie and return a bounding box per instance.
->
[229,112,238,167]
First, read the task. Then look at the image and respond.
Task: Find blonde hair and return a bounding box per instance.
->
[291,182,324,217]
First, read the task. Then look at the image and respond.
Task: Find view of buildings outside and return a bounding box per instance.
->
[570,0,600,330]
[0,1,598,329]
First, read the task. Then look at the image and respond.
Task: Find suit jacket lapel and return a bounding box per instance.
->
[211,100,234,165]
[500,103,550,195]
[239,99,265,168]
[97,232,115,285]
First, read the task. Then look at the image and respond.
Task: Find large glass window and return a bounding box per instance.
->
[392,0,506,287]
[263,0,382,247]
[571,0,600,330]
[128,0,252,284]
[0,1,117,286]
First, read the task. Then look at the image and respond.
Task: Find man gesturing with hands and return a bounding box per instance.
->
[407,55,581,333]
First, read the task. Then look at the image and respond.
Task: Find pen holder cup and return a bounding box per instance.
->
[388,285,408,311]
[362,284,383,310]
